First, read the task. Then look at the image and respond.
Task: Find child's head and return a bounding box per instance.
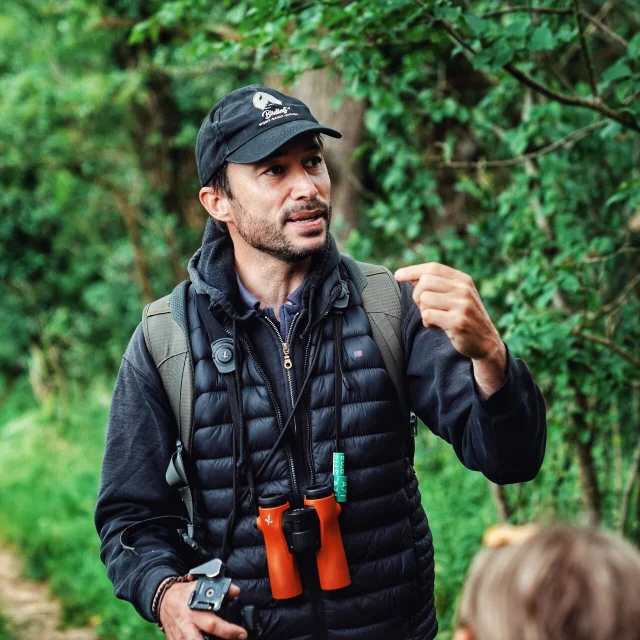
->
[454,524,640,640]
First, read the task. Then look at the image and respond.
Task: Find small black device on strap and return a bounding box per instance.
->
[188,558,263,638]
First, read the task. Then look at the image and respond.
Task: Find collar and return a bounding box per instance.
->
[235,272,307,312]
[188,218,344,327]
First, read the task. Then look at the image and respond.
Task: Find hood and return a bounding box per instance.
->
[187,217,343,329]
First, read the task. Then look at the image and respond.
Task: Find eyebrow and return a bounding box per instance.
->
[256,142,322,165]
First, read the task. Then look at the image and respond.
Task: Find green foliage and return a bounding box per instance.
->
[0,385,161,640]
[414,433,494,638]
[0,614,14,640]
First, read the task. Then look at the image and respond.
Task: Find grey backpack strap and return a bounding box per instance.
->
[341,256,413,428]
[142,281,194,454]
[140,281,204,553]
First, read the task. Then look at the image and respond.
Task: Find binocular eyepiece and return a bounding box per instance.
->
[256,483,350,600]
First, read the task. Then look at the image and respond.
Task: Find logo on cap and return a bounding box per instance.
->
[252,91,299,127]
[252,92,283,110]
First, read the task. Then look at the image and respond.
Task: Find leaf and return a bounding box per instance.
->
[627,33,640,60]
[599,122,622,139]
[601,61,632,83]
[504,16,531,39]
[466,14,487,37]
[528,26,555,52]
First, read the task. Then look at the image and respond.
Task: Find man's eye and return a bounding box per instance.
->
[307,156,323,168]
[265,165,284,175]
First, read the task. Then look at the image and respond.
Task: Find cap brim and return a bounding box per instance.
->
[226,120,342,164]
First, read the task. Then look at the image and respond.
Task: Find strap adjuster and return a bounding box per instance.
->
[211,338,235,374]
[409,411,418,438]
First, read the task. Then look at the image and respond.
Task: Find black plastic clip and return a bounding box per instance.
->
[189,559,263,637]
[188,559,232,613]
[409,411,418,438]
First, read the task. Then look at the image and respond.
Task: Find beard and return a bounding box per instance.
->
[230,197,332,264]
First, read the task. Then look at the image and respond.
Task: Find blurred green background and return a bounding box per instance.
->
[0,1,639,639]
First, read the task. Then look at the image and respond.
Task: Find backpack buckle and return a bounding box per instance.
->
[409,411,418,438]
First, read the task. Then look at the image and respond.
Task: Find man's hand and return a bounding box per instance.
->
[394,262,507,398]
[159,580,248,640]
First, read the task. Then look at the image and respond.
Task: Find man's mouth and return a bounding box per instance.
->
[286,209,325,225]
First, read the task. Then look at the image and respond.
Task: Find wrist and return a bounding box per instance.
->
[152,574,193,630]
[472,340,507,399]
[472,338,506,369]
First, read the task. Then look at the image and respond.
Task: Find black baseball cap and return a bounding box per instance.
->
[195,84,342,187]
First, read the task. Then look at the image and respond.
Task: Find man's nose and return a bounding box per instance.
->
[290,166,319,201]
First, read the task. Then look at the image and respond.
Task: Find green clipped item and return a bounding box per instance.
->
[333,453,347,502]
[334,475,348,503]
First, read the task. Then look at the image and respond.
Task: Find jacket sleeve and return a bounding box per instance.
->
[400,282,547,484]
[94,324,191,622]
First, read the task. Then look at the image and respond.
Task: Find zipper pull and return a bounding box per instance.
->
[282,343,293,370]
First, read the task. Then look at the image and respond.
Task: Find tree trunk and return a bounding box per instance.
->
[491,483,512,522]
[111,190,154,303]
[571,385,602,526]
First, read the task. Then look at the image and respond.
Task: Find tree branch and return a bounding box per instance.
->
[599,273,640,316]
[481,7,572,18]
[583,246,640,263]
[501,62,637,131]
[427,120,606,170]
[560,0,618,66]
[573,0,599,97]
[574,330,640,368]
[580,9,629,49]
[479,5,628,48]
[490,483,512,522]
[428,12,640,132]
[620,437,640,535]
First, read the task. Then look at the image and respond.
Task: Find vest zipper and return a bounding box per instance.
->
[266,302,335,640]
[225,326,301,502]
[261,313,301,436]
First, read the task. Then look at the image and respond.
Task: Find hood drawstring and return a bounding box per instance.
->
[220,319,259,562]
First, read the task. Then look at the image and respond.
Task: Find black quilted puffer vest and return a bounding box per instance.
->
[185,233,436,640]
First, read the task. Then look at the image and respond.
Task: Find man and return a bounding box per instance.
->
[95,85,546,640]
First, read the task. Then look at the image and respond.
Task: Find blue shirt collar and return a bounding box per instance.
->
[235,272,306,312]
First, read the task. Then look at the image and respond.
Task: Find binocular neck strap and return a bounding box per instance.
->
[195,295,254,563]
[333,311,343,454]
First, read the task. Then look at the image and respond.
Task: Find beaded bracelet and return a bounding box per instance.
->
[152,574,193,630]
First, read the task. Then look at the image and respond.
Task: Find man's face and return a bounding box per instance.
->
[224,133,332,263]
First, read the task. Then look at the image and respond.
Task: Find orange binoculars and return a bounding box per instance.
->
[256,484,351,600]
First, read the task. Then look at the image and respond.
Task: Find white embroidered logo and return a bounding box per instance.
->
[252,91,299,127]
[252,92,282,110]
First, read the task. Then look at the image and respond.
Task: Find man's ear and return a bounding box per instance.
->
[453,627,475,640]
[199,187,234,227]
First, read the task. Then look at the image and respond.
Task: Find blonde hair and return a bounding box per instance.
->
[456,525,640,640]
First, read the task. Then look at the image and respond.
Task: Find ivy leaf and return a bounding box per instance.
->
[466,14,487,37]
[627,33,640,60]
[601,61,632,83]
[528,26,555,52]
[505,16,531,39]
